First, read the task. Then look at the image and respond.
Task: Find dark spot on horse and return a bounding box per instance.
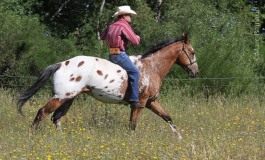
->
[97,70,103,76]
[121,77,124,80]
[99,94,103,96]
[96,58,99,61]
[107,90,110,92]
[105,86,108,88]
[118,95,122,98]
[78,61,84,67]
[104,74,108,79]
[66,93,71,96]
[65,60,70,66]
[76,76,82,82]
[117,70,121,73]
[109,79,115,83]
[91,86,95,89]
[70,78,75,81]
[70,74,73,77]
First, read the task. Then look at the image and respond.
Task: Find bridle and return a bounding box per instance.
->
[176,41,197,67]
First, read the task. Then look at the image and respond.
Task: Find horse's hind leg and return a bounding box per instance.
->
[147,101,182,139]
[31,97,67,130]
[51,98,74,130]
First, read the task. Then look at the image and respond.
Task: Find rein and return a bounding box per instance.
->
[177,41,196,67]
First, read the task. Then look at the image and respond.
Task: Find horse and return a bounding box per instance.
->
[18,33,198,139]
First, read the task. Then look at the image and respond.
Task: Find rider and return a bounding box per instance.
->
[100,5,142,108]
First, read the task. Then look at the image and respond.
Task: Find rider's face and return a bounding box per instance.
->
[123,14,133,23]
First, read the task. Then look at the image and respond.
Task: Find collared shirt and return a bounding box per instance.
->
[100,18,140,51]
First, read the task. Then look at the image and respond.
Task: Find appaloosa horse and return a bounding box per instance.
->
[18,33,198,139]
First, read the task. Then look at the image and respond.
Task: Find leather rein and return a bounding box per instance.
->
[177,41,197,67]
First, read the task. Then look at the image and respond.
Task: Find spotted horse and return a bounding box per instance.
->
[18,33,198,139]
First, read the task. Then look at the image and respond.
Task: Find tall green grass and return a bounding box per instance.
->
[0,88,264,159]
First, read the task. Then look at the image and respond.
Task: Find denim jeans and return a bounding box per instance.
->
[109,51,140,102]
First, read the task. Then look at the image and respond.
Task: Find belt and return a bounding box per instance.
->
[109,48,121,54]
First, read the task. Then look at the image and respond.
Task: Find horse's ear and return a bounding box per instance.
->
[181,32,185,37]
[181,32,189,43]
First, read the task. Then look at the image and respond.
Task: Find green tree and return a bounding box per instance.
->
[0,1,79,88]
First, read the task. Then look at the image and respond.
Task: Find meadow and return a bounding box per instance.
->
[0,88,264,160]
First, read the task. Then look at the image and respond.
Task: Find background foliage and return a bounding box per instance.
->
[0,0,265,95]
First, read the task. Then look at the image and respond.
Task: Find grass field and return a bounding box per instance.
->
[0,88,264,159]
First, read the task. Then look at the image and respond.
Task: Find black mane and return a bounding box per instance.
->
[141,37,184,59]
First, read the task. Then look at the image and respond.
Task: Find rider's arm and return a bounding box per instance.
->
[121,24,140,45]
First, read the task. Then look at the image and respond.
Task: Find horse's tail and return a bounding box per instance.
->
[18,63,62,115]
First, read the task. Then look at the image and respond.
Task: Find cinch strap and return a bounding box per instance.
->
[109,48,120,54]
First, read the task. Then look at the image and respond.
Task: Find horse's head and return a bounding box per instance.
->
[176,33,199,78]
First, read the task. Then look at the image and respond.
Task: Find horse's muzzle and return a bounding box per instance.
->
[189,71,199,78]
[187,63,199,78]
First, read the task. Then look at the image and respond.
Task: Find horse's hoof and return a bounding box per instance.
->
[31,121,40,131]
[31,125,38,131]
[56,126,63,132]
[177,132,183,140]
[129,123,136,130]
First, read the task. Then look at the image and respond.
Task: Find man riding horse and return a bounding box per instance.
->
[100,5,142,108]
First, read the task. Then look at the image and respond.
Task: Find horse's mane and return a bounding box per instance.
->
[141,37,184,59]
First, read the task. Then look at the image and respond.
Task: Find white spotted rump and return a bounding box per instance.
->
[53,56,128,103]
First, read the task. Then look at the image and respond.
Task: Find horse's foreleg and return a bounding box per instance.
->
[31,98,66,130]
[51,98,74,130]
[147,101,182,140]
[129,107,143,130]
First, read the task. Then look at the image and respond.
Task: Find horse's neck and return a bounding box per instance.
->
[145,42,181,79]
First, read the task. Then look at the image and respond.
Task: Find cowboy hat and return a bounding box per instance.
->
[113,5,137,17]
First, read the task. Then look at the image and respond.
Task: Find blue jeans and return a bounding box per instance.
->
[109,51,140,102]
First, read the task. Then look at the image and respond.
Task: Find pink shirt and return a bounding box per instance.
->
[100,18,140,51]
